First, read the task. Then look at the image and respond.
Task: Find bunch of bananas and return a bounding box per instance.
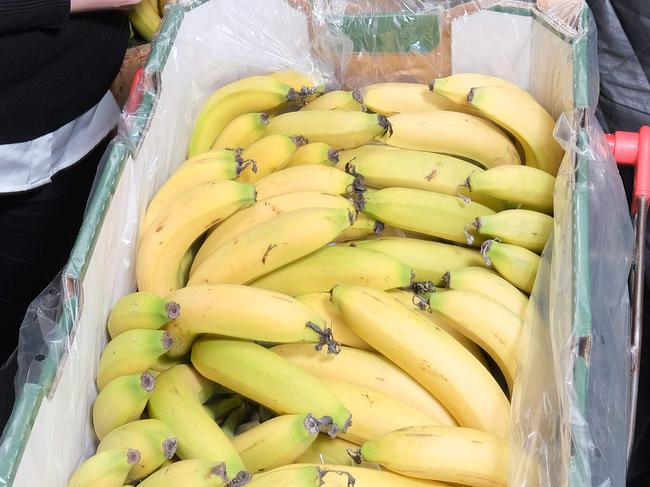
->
[68,70,561,486]
[128,0,169,42]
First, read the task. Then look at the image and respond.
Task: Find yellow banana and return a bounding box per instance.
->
[147,353,186,373]
[163,284,336,357]
[250,246,413,296]
[472,209,553,253]
[93,371,155,440]
[357,425,508,487]
[238,134,307,182]
[107,292,171,339]
[468,85,564,175]
[427,290,523,390]
[96,329,172,390]
[356,82,468,116]
[141,150,244,238]
[266,110,390,149]
[285,142,340,168]
[250,465,346,487]
[387,289,489,367]
[269,69,322,97]
[319,463,449,486]
[137,459,232,487]
[337,145,506,211]
[193,191,354,269]
[67,448,140,487]
[212,112,270,150]
[295,293,371,351]
[189,207,353,285]
[127,1,159,42]
[443,267,529,319]
[188,75,310,156]
[331,285,510,438]
[431,72,521,106]
[352,237,485,284]
[294,437,361,466]
[232,414,321,472]
[271,343,455,425]
[147,365,247,481]
[221,404,247,437]
[481,239,541,294]
[136,180,256,297]
[334,212,382,242]
[97,419,176,482]
[302,90,363,111]
[191,338,352,435]
[254,165,357,200]
[359,188,494,245]
[203,396,243,422]
[176,235,204,288]
[384,111,521,168]
[466,165,555,214]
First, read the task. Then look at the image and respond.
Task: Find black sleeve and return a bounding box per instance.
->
[0,0,71,35]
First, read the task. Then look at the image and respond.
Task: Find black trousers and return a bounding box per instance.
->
[0,135,111,431]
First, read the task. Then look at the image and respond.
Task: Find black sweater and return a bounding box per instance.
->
[0,0,130,144]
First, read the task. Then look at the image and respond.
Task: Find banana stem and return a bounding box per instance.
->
[411,281,437,296]
[373,221,385,236]
[140,371,156,391]
[165,301,181,320]
[163,438,177,459]
[320,468,356,487]
[480,240,493,267]
[306,321,341,354]
[346,448,363,465]
[227,469,251,487]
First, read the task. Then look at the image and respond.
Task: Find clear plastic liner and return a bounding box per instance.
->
[0,1,634,486]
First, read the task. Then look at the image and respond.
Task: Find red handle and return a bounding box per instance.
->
[607,126,650,212]
[124,67,145,114]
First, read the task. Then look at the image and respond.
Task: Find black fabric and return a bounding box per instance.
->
[586,0,650,483]
[0,0,71,34]
[0,10,129,143]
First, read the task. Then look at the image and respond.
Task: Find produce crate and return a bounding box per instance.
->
[0,1,634,486]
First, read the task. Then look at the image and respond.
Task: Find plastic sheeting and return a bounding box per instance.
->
[0,1,634,486]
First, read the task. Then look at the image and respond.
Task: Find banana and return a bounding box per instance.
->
[271,343,455,425]
[97,419,176,482]
[270,69,319,90]
[232,414,321,472]
[107,292,171,339]
[351,237,485,283]
[294,437,361,466]
[177,235,204,288]
[141,150,244,238]
[358,189,494,245]
[204,396,243,421]
[96,329,172,390]
[387,290,489,367]
[481,239,540,294]
[212,112,270,150]
[355,82,468,116]
[238,134,307,182]
[189,207,353,285]
[250,465,346,487]
[161,363,219,404]
[137,459,232,487]
[67,448,140,487]
[331,285,510,438]
[250,246,413,296]
[93,371,155,440]
[193,191,354,269]
[384,111,520,168]
[127,1,159,42]
[443,267,529,319]
[147,365,247,481]
[302,91,363,111]
[162,284,335,358]
[295,293,371,351]
[191,338,352,434]
[266,110,390,149]
[334,212,382,242]
[431,72,521,106]
[254,165,357,200]
[427,290,523,390]
[221,404,247,437]
[188,75,309,156]
[468,86,564,175]
[147,353,187,373]
[337,145,506,211]
[472,209,553,253]
[466,165,555,214]
[357,425,508,487]
[285,142,340,168]
[136,180,256,296]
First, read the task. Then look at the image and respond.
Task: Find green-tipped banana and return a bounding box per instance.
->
[301,90,363,111]
[191,338,352,435]
[334,212,382,242]
[203,396,243,422]
[472,209,553,253]
[481,240,541,294]
[467,165,555,214]
[431,73,521,106]
[67,448,140,487]
[212,112,270,150]
[238,134,307,183]
[285,142,340,168]
[97,419,176,482]
[137,459,233,487]
[221,404,247,437]
[250,246,413,296]
[127,1,160,42]
[444,267,529,319]
[107,292,171,339]
[96,329,172,390]
[93,371,155,440]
